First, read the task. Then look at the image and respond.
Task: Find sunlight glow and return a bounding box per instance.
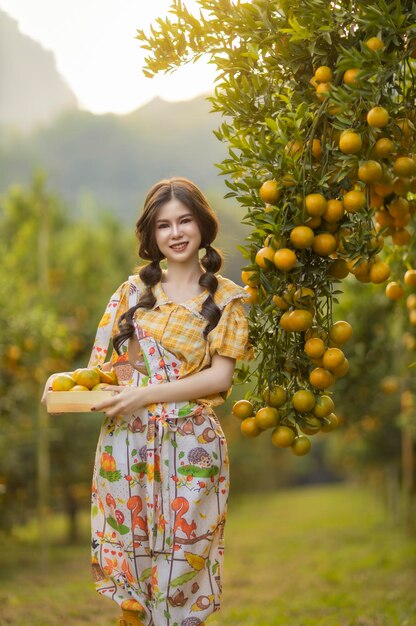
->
[0,0,217,114]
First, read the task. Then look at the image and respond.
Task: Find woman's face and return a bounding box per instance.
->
[154,197,202,264]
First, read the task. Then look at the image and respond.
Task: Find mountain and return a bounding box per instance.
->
[0,9,77,131]
[0,96,231,221]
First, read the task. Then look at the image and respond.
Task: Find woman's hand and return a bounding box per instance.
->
[91,386,149,418]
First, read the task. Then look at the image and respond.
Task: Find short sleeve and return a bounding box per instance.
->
[209,298,254,361]
[88,281,131,367]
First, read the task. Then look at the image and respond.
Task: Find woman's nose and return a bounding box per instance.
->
[171,223,182,237]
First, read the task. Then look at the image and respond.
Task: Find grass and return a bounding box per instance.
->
[1,483,415,626]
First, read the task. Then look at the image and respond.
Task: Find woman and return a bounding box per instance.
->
[52,177,252,626]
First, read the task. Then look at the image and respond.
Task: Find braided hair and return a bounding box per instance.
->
[113,177,223,354]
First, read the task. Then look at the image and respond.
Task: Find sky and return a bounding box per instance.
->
[0,0,218,114]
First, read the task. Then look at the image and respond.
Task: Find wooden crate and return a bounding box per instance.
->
[46,390,117,413]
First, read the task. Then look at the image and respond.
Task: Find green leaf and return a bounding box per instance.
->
[169,570,198,587]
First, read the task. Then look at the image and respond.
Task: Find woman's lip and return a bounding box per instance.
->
[170,242,188,248]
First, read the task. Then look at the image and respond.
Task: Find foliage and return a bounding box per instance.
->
[1,485,415,625]
[137,0,416,455]
[0,173,133,530]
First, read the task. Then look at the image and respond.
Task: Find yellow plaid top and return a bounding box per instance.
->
[91,274,254,407]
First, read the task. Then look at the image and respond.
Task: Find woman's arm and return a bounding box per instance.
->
[92,353,236,418]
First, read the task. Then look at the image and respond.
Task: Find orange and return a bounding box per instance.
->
[97,368,118,384]
[313,394,335,418]
[388,197,409,220]
[393,156,416,177]
[259,180,281,204]
[262,385,287,407]
[285,140,303,158]
[343,68,360,85]
[91,383,109,391]
[392,228,411,246]
[385,281,404,300]
[244,285,259,304]
[333,358,350,378]
[272,294,290,310]
[406,294,416,309]
[388,196,409,218]
[73,368,101,390]
[255,246,275,269]
[347,257,371,278]
[394,212,411,229]
[316,82,331,101]
[282,174,296,187]
[329,259,349,279]
[70,384,90,391]
[279,311,293,331]
[374,137,394,158]
[365,37,384,51]
[396,118,414,138]
[380,376,399,394]
[329,321,352,344]
[255,406,279,430]
[293,287,315,308]
[241,270,260,286]
[305,325,328,342]
[322,348,345,371]
[410,310,416,327]
[393,177,411,195]
[292,389,316,412]
[375,210,394,227]
[358,160,383,183]
[367,106,389,127]
[240,417,261,438]
[291,436,312,456]
[339,131,362,154]
[312,233,337,256]
[305,193,327,216]
[290,226,314,249]
[320,413,339,432]
[311,138,322,159]
[299,416,322,435]
[343,190,366,213]
[315,65,332,82]
[286,309,314,332]
[232,399,254,419]
[271,425,296,448]
[404,269,416,287]
[274,248,297,271]
[369,260,391,284]
[323,199,344,223]
[305,215,322,229]
[51,373,76,391]
[374,182,394,197]
[309,367,335,390]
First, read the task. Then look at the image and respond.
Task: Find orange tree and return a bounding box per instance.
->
[137,0,416,455]
[0,174,133,533]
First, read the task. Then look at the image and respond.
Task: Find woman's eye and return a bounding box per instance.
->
[181,218,192,224]
[158,223,169,229]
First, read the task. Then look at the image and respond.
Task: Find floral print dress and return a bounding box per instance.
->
[88,274,252,626]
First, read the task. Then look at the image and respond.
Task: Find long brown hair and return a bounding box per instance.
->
[113,177,223,354]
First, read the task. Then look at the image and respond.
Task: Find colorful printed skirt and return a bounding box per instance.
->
[91,403,229,626]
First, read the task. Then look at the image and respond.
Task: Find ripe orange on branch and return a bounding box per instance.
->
[367,106,389,128]
[290,226,314,249]
[339,131,362,154]
[259,179,281,204]
[274,248,297,271]
[305,193,327,216]
[342,189,366,213]
[255,246,275,269]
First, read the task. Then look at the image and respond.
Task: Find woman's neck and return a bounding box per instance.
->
[162,261,203,287]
